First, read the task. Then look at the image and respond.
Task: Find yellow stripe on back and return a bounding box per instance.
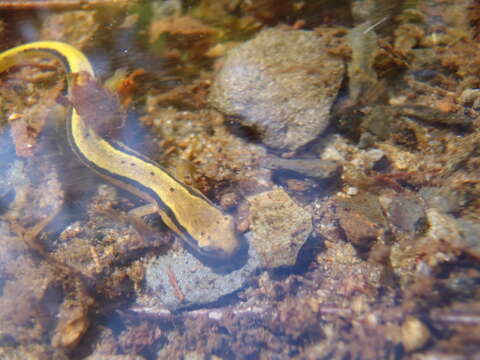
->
[0,41,239,258]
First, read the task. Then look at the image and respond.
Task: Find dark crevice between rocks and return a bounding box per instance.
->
[272,234,326,278]
[224,117,264,144]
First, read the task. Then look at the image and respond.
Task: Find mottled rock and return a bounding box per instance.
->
[456,219,480,258]
[337,208,382,250]
[426,209,464,249]
[396,105,471,127]
[459,88,480,109]
[261,157,341,180]
[336,194,386,250]
[51,301,90,349]
[209,28,344,151]
[361,106,394,140]
[388,196,427,233]
[152,0,182,19]
[247,188,313,267]
[40,11,99,49]
[420,187,466,214]
[427,209,480,259]
[145,246,260,309]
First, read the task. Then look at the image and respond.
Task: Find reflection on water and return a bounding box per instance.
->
[0,0,479,358]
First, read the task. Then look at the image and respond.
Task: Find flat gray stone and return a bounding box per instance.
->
[261,157,341,180]
[145,246,260,309]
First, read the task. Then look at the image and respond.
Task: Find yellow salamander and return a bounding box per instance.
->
[0,41,239,258]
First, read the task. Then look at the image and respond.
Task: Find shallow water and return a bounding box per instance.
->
[0,1,479,359]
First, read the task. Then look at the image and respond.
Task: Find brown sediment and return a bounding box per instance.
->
[0,0,127,10]
[1,0,480,358]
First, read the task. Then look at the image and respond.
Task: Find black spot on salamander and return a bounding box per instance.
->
[169,187,174,192]
[130,162,136,166]
[150,172,154,176]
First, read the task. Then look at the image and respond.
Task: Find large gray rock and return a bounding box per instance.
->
[209,28,344,151]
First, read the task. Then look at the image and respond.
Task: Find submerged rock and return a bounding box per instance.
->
[426,209,480,259]
[145,246,260,310]
[209,28,344,151]
[401,316,431,352]
[388,196,427,234]
[261,157,341,180]
[336,193,386,250]
[247,188,313,267]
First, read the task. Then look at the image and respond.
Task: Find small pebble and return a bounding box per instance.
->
[401,316,430,352]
